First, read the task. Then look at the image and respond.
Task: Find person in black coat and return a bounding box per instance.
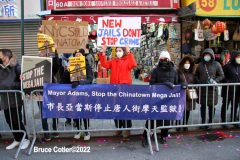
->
[67,49,93,141]
[176,56,196,131]
[221,51,240,129]
[142,51,187,147]
[195,48,224,130]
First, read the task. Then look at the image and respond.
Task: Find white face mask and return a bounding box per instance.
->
[116,52,123,58]
[236,58,240,64]
[184,64,190,69]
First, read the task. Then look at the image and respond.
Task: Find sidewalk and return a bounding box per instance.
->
[0,79,238,141]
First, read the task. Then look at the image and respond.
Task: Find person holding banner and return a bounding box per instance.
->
[67,48,93,140]
[142,51,187,147]
[100,44,137,138]
[176,56,196,131]
[0,49,30,150]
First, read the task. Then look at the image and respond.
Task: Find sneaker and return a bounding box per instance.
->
[84,132,90,140]
[234,124,240,127]
[74,132,82,139]
[160,137,166,144]
[44,133,51,141]
[222,125,229,129]
[21,139,30,150]
[142,137,148,148]
[6,140,20,150]
[53,132,59,138]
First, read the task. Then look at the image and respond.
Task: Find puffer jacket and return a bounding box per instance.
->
[178,56,196,111]
[194,48,224,106]
[0,54,23,110]
[222,51,240,102]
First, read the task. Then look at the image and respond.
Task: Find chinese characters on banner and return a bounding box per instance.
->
[97,17,141,47]
[42,83,186,120]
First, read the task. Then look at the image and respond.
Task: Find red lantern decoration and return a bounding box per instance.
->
[211,21,226,44]
[203,18,211,29]
[38,25,43,33]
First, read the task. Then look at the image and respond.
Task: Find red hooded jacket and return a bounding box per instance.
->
[100,53,137,84]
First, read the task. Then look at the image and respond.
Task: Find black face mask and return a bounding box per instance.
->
[159,59,169,66]
[0,58,3,64]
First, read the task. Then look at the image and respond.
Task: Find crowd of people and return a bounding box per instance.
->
[0,45,240,150]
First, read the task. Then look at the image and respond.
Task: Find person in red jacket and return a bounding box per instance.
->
[100,44,137,138]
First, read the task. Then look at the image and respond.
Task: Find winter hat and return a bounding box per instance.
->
[159,51,171,61]
[235,54,240,59]
[74,49,85,56]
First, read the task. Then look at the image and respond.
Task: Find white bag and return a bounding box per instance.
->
[204,29,217,41]
[224,30,229,41]
[194,21,204,41]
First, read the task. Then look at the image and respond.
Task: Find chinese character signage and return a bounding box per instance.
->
[0,0,41,20]
[47,0,179,10]
[97,17,141,47]
[21,56,52,96]
[42,83,186,120]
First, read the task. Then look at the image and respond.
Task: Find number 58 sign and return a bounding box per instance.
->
[199,0,217,12]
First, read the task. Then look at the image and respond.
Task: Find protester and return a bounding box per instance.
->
[142,51,186,147]
[100,44,137,138]
[40,45,60,141]
[0,49,30,150]
[85,44,95,71]
[67,49,93,140]
[221,51,240,128]
[195,48,224,130]
[176,56,196,131]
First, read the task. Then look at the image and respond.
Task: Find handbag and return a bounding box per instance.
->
[182,43,191,54]
[185,28,193,41]
[233,22,240,41]
[182,73,198,100]
[204,29,217,41]
[224,30,229,41]
[194,20,204,41]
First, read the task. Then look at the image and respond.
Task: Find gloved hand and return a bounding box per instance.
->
[163,82,175,89]
[181,82,188,89]
[72,82,79,89]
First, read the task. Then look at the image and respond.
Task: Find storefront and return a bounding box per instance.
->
[0,0,43,63]
[181,0,240,65]
[44,0,181,81]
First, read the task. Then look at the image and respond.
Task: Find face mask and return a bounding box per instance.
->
[160,59,169,66]
[204,56,211,62]
[184,64,190,69]
[116,52,123,58]
[236,58,240,64]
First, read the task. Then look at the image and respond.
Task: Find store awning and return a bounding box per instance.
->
[46,0,179,10]
[46,14,179,24]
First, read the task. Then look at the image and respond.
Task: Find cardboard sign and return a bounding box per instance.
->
[42,20,88,53]
[21,56,52,96]
[96,78,110,84]
[37,33,56,57]
[97,17,141,47]
[69,56,86,82]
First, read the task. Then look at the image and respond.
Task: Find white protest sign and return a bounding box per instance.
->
[97,17,141,47]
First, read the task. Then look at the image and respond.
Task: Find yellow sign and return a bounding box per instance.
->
[69,56,86,82]
[182,0,240,16]
[37,33,55,57]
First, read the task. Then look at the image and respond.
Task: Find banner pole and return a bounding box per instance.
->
[21,0,24,56]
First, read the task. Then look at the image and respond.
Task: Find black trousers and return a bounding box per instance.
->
[75,119,89,130]
[221,98,239,122]
[114,120,132,128]
[143,120,168,138]
[4,106,28,142]
[176,110,190,126]
[201,105,215,123]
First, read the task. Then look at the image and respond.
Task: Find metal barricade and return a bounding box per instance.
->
[153,83,240,152]
[28,90,154,155]
[0,90,30,159]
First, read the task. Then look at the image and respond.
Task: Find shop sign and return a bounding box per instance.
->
[46,0,179,10]
[0,0,42,20]
[181,0,240,16]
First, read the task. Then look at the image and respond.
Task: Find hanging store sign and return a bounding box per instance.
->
[46,0,179,10]
[181,0,240,17]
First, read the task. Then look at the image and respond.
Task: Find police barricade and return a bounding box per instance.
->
[153,83,240,152]
[0,90,30,159]
[28,86,158,155]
